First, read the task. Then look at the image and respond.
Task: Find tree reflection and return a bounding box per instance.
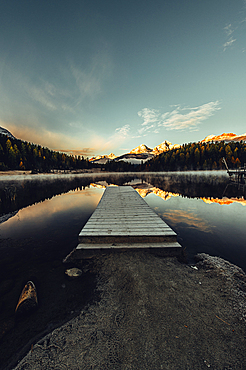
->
[1,172,245,217]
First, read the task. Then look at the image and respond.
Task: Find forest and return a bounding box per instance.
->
[104,141,246,172]
[0,134,91,171]
[142,141,246,171]
[1,133,246,172]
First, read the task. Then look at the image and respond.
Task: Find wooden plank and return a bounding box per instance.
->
[65,241,182,260]
[77,242,181,250]
[67,185,183,259]
[77,186,180,248]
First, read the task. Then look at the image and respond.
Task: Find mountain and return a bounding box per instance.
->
[115,152,154,164]
[117,141,182,164]
[201,132,246,143]
[0,126,15,140]
[129,144,153,154]
[129,141,180,156]
[90,140,180,164]
[89,153,117,164]
[152,141,180,155]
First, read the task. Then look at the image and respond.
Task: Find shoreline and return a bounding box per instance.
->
[7,251,246,370]
[0,169,229,178]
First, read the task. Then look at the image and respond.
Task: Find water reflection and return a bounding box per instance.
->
[201,197,246,206]
[0,188,103,239]
[91,178,246,207]
[140,189,246,272]
[0,171,246,272]
[159,209,214,233]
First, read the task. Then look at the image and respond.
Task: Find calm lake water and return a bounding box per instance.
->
[1,171,246,368]
[1,171,246,271]
[0,172,246,271]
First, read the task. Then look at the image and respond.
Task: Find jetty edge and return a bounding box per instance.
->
[65,185,182,261]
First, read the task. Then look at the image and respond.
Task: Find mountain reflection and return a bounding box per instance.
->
[201,197,246,206]
[1,172,246,219]
[90,180,246,207]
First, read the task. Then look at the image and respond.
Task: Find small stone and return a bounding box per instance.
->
[191,266,198,270]
[65,268,82,279]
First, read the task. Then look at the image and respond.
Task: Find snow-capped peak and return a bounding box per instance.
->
[201,132,246,143]
[0,126,15,140]
[89,153,116,162]
[129,144,153,154]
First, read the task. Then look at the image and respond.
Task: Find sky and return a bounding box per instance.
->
[0,0,246,157]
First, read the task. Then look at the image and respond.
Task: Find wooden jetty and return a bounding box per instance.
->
[68,186,182,260]
[223,157,246,184]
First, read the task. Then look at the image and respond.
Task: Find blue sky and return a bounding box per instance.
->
[0,0,246,156]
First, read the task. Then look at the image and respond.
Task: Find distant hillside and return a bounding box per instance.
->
[145,141,246,171]
[91,133,246,165]
[0,133,90,171]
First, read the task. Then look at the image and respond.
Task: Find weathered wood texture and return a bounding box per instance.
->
[73,186,182,258]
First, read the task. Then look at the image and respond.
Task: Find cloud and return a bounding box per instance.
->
[224,24,234,37]
[138,124,156,135]
[162,210,214,233]
[71,65,101,100]
[223,37,237,51]
[99,124,131,153]
[115,124,130,138]
[25,84,58,111]
[1,48,112,116]
[57,148,94,156]
[222,18,245,51]
[137,108,160,126]
[160,101,221,130]
[69,52,112,105]
[3,121,95,157]
[137,101,221,133]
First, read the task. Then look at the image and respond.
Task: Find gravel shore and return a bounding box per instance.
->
[10,252,246,370]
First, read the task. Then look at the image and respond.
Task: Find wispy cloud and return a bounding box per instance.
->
[3,122,95,156]
[223,37,237,51]
[70,65,101,100]
[223,22,236,51]
[24,58,106,112]
[222,0,246,52]
[137,108,160,126]
[56,148,94,156]
[137,101,221,134]
[115,124,130,138]
[223,23,237,51]
[1,48,112,116]
[224,24,234,37]
[162,210,214,233]
[160,101,221,130]
[100,124,131,153]
[25,84,58,111]
[136,108,159,136]
[69,52,112,106]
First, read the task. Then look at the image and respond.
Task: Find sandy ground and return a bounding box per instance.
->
[10,252,246,370]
